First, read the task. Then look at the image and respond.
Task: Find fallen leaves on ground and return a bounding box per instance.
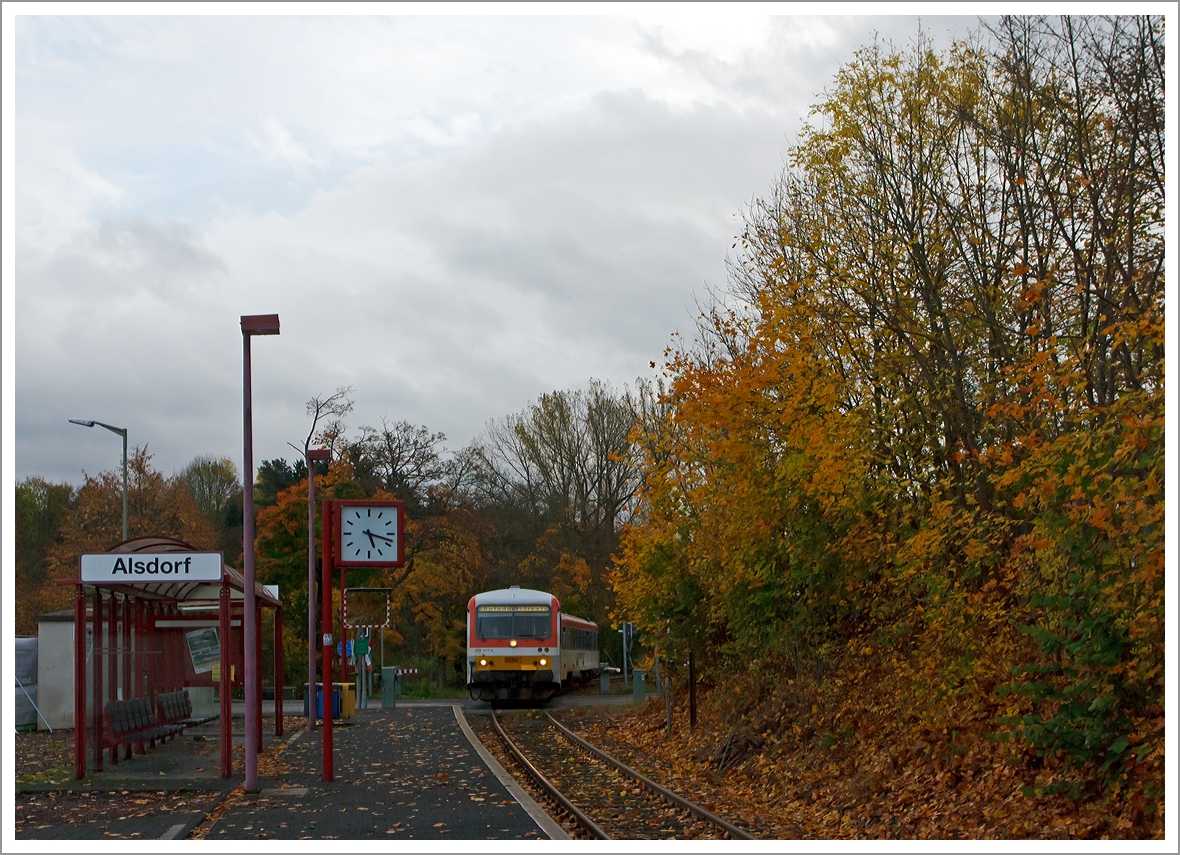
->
[560,691,1162,840]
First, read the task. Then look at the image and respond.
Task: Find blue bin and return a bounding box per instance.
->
[303,683,342,720]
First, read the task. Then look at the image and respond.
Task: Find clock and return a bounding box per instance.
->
[335,500,405,566]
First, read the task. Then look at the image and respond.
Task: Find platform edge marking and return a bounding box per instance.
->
[451,704,571,841]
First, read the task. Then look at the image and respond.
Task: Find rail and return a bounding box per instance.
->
[489,709,609,839]
[486,709,757,840]
[543,711,757,840]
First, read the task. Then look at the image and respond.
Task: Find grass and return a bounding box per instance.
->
[396,681,469,700]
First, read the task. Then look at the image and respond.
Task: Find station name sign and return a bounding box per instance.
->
[80,552,223,583]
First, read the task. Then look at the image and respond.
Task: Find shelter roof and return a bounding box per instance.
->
[77,536,281,608]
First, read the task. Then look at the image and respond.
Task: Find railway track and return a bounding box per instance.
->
[486,709,757,841]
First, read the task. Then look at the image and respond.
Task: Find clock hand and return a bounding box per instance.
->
[362,529,395,544]
[364,530,376,548]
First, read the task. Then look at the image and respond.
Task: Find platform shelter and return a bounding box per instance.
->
[71,536,284,780]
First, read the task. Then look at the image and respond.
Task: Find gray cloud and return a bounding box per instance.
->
[13,13,989,485]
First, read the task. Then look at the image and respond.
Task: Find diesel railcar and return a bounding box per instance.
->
[466,586,599,703]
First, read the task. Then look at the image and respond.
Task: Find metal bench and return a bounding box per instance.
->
[158,689,218,728]
[105,696,183,751]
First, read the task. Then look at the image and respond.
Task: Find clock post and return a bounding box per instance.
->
[322,498,405,782]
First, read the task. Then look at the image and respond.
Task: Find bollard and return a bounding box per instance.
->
[600,669,610,695]
[633,669,646,704]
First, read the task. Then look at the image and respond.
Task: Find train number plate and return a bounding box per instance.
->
[502,656,522,663]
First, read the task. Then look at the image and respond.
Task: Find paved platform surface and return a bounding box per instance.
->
[205,704,555,840]
[16,693,643,840]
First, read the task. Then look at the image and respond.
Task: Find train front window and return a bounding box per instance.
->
[476,605,551,640]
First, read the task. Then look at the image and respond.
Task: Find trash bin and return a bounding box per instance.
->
[381,667,400,709]
[632,669,646,703]
[303,683,341,720]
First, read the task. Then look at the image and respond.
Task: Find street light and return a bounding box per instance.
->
[241,313,279,792]
[69,419,128,542]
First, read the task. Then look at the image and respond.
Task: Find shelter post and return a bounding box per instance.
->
[74,584,86,780]
[121,596,132,760]
[145,602,156,701]
[133,599,145,754]
[92,589,103,772]
[220,580,232,778]
[107,595,118,765]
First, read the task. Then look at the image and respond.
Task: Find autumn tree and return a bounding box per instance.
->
[14,478,75,634]
[39,448,218,614]
[347,419,447,515]
[178,455,240,518]
[179,454,243,562]
[614,15,1162,811]
[474,380,643,624]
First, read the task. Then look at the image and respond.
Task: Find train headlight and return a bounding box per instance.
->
[509,639,518,647]
[539,658,548,666]
[479,659,488,667]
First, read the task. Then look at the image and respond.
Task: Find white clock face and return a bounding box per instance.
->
[339,505,399,563]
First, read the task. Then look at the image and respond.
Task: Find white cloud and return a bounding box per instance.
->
[16,141,125,253]
[247,119,320,169]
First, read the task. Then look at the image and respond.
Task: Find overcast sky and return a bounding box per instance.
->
[7,6,986,485]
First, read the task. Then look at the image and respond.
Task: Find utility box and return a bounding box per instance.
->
[633,669,646,703]
[600,669,610,695]
[381,667,400,709]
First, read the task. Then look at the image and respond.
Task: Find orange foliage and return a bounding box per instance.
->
[612,17,1163,835]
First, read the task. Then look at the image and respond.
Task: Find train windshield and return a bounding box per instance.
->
[475,605,552,640]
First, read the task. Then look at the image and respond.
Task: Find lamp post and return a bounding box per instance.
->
[241,313,280,792]
[69,419,128,542]
[306,447,331,732]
